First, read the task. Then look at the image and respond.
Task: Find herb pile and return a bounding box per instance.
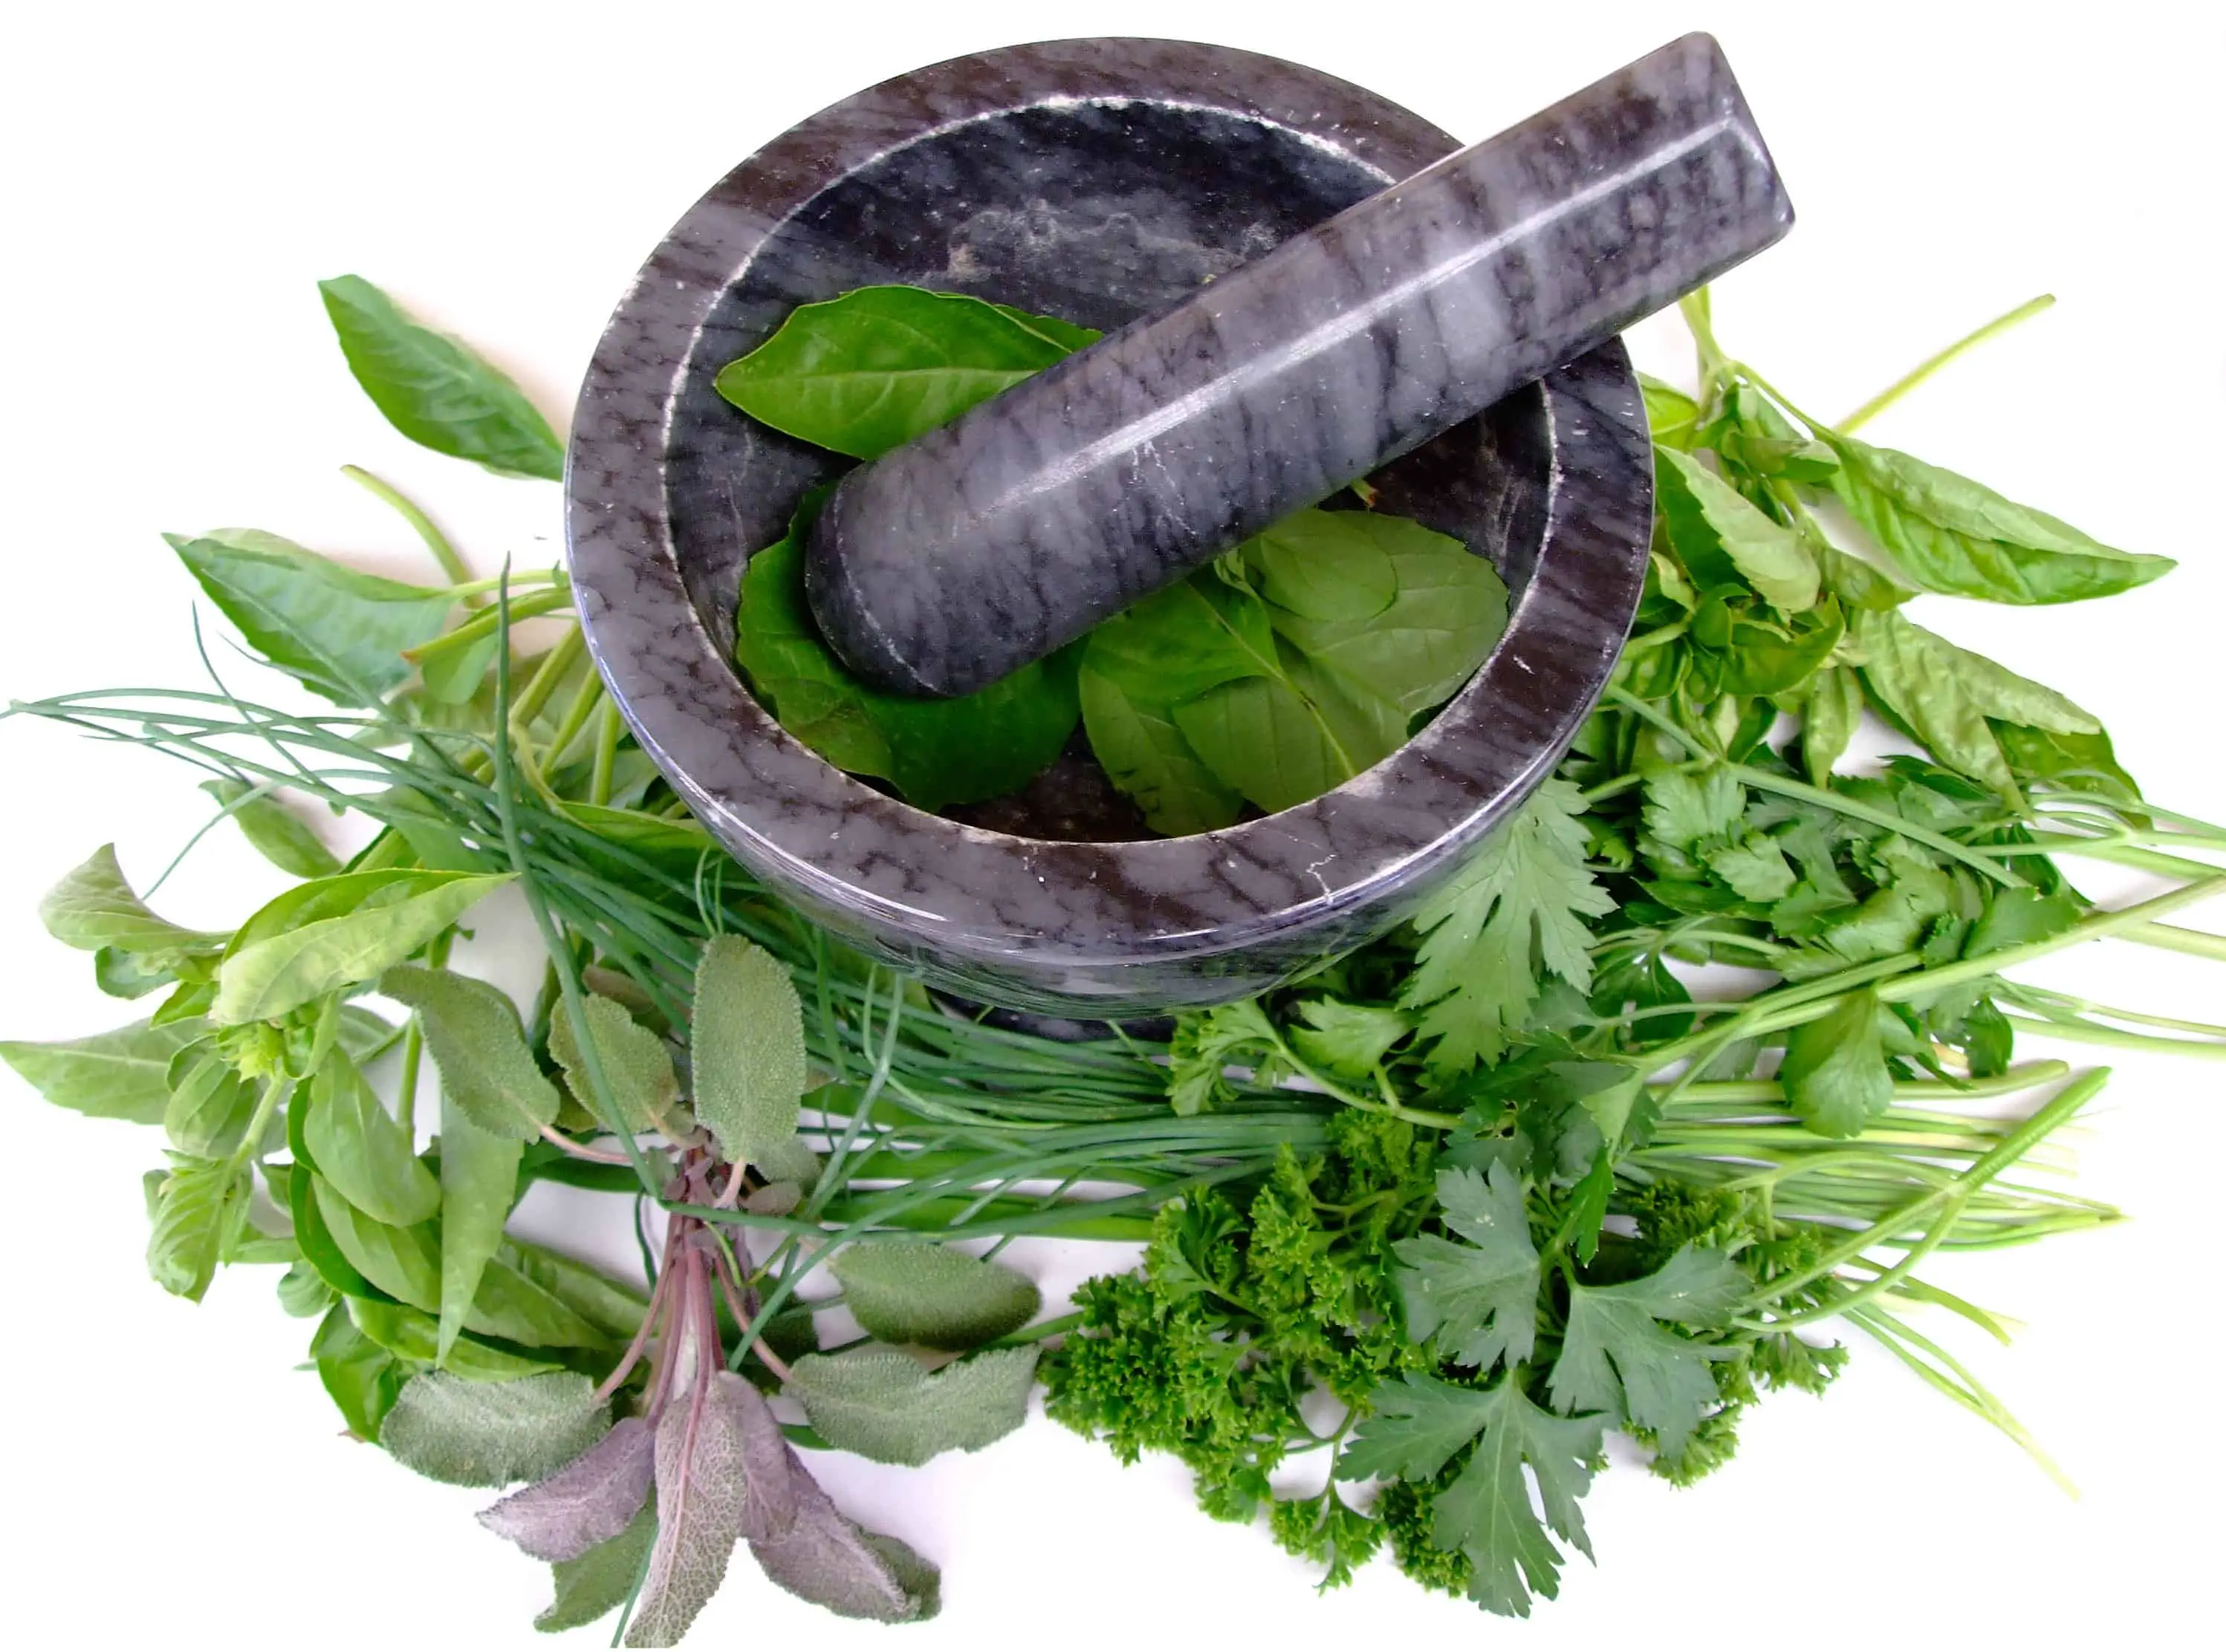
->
[4,270,2221,1643]
[721,285,1508,831]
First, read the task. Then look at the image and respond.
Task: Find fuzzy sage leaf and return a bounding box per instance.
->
[828,1241,1040,1350]
[380,1370,608,1488]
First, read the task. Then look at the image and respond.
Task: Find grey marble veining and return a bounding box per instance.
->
[807,33,1786,697]
[565,38,1655,1018]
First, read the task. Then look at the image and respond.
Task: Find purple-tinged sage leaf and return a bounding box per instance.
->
[625,1371,754,1648]
[481,1415,657,1563]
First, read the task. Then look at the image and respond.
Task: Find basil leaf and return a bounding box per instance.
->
[38,844,221,957]
[1993,721,2143,806]
[714,285,1097,459]
[1850,608,2099,804]
[1074,663,1242,836]
[1799,665,1865,785]
[312,1303,409,1440]
[501,1239,650,1341]
[1247,510,1399,620]
[277,1258,337,1318]
[312,1174,443,1310]
[1172,656,1391,815]
[1250,513,1510,715]
[1716,599,1843,697]
[467,1255,613,1350]
[303,1047,438,1226]
[1639,375,1702,449]
[349,1298,562,1379]
[199,778,343,878]
[1826,431,2173,604]
[381,965,561,1141]
[169,529,457,706]
[162,1044,261,1158]
[1655,447,1820,613]
[0,1015,209,1123]
[214,870,510,1024]
[95,946,180,1000]
[436,1109,525,1363]
[146,1153,253,1301]
[690,935,807,1168]
[319,274,565,480]
[733,530,1080,811]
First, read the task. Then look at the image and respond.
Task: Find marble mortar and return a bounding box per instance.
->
[566,37,1656,1018]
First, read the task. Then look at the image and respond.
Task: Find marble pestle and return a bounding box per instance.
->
[805,32,1791,699]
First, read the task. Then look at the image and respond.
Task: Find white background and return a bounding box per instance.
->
[4,2,2222,1647]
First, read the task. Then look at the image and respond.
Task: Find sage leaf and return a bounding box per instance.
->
[380,963,560,1141]
[548,993,690,1139]
[736,1373,940,1622]
[785,1346,1039,1466]
[689,935,807,1168]
[830,1242,1040,1350]
[162,1044,260,1157]
[303,1047,438,1226]
[714,285,1096,459]
[536,1505,657,1635]
[199,778,342,878]
[38,844,221,957]
[169,528,458,705]
[146,1153,252,1301]
[319,274,565,480]
[380,1370,609,1488]
[1656,446,1820,612]
[438,1106,524,1363]
[1826,431,2173,605]
[0,1015,209,1123]
[627,1371,756,1648]
[481,1415,657,1562]
[348,1298,559,1379]
[214,870,511,1024]
[312,1303,409,1440]
[1780,989,1894,1137]
[733,527,1079,811]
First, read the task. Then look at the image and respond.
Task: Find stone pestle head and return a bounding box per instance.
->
[803,32,1791,700]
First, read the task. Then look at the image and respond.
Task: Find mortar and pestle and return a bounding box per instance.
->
[566,33,1790,1019]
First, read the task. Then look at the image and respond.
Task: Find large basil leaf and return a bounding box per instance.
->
[38,844,222,957]
[1826,431,2173,604]
[713,285,1098,459]
[319,274,565,480]
[0,1015,210,1124]
[169,529,457,705]
[213,870,511,1024]
[733,528,1079,811]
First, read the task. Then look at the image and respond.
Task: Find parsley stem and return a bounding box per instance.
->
[1751,1068,2109,1310]
[2126,920,2226,963]
[2000,1014,2226,1061]
[1836,294,2055,435]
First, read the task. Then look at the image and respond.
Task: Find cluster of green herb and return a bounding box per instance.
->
[719,285,1508,831]
[1038,290,2222,1612]
[3,273,2221,1648]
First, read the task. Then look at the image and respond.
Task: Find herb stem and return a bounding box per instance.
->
[342,464,471,585]
[1837,294,2056,434]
